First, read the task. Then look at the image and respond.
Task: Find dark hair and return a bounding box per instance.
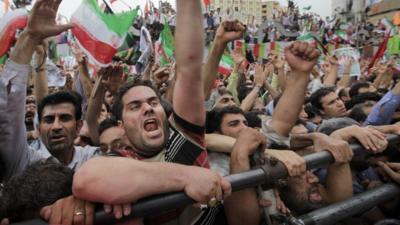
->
[206,106,244,133]
[349,82,370,98]
[37,91,82,122]
[346,92,381,109]
[338,88,349,99]
[98,118,119,136]
[304,103,321,120]
[245,112,262,128]
[309,87,336,111]
[0,160,73,222]
[112,80,162,120]
[349,104,368,123]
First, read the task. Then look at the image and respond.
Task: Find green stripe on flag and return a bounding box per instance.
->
[86,0,139,37]
[0,55,8,65]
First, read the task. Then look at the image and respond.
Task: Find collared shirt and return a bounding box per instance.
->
[0,60,98,181]
[364,91,400,126]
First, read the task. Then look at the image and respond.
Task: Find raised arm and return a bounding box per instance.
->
[203,21,244,100]
[173,0,205,126]
[323,56,339,87]
[0,0,72,180]
[270,42,320,136]
[33,43,49,103]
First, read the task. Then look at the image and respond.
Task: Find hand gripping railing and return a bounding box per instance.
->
[11,134,400,225]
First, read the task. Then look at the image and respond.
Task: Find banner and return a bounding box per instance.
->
[333,47,361,77]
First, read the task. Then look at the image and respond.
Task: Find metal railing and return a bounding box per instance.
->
[11,134,400,225]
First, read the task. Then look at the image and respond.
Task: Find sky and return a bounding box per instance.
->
[57,0,332,19]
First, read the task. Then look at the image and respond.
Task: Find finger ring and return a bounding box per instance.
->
[75,211,85,216]
[207,197,218,208]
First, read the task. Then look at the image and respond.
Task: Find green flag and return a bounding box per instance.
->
[159,22,175,65]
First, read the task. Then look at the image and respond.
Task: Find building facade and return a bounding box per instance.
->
[210,0,272,24]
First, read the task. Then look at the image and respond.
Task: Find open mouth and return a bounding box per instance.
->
[144,119,159,132]
[308,186,322,202]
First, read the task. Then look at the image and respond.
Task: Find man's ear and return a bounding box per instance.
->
[117,120,123,127]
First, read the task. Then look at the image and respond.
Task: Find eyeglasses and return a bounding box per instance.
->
[99,139,124,154]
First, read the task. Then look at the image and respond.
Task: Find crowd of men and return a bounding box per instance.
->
[0,0,400,225]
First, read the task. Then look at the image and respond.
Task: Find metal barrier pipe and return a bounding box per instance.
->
[295,183,400,225]
[10,134,400,225]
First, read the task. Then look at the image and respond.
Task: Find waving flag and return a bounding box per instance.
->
[218,53,234,76]
[158,22,175,65]
[0,9,28,57]
[71,0,138,66]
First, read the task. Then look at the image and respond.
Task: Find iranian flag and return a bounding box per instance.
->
[71,0,138,66]
[218,53,234,76]
[0,9,28,57]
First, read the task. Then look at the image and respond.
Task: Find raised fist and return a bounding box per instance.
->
[284,41,320,74]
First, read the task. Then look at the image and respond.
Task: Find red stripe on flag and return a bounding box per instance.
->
[218,66,232,76]
[0,16,27,56]
[72,23,117,65]
[270,42,275,51]
[253,43,260,59]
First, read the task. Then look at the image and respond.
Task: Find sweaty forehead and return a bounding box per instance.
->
[122,86,159,104]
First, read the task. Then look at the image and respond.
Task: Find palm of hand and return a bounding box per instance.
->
[27,6,58,39]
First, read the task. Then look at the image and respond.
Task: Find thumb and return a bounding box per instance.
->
[39,206,52,221]
[51,23,74,36]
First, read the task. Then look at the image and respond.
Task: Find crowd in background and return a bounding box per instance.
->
[0,0,400,225]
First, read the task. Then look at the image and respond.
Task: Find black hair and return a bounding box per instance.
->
[304,103,321,120]
[206,106,245,133]
[112,80,162,120]
[37,91,82,122]
[346,92,381,109]
[245,112,262,128]
[349,82,370,98]
[309,87,336,111]
[98,118,119,136]
[349,104,368,124]
[0,160,73,222]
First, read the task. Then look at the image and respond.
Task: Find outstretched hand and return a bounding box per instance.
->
[99,65,127,95]
[26,0,73,44]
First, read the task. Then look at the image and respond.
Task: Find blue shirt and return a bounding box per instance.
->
[364,91,400,126]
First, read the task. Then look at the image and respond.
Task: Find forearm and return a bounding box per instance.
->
[85,78,106,145]
[270,71,309,136]
[73,157,191,204]
[370,124,398,134]
[204,40,226,100]
[33,65,48,103]
[205,133,235,153]
[78,61,93,100]
[337,66,351,89]
[225,149,260,225]
[276,68,286,91]
[264,81,279,99]
[322,163,352,203]
[323,66,338,86]
[240,86,261,112]
[173,0,205,126]
[226,69,240,103]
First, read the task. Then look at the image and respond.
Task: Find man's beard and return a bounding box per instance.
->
[47,142,71,159]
